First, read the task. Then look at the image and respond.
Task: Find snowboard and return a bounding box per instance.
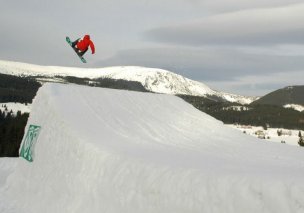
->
[66,36,87,63]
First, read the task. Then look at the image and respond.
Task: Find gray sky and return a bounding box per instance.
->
[1,0,304,96]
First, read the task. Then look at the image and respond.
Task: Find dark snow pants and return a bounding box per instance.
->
[72,39,88,56]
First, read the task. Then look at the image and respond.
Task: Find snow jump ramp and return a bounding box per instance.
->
[3,83,304,213]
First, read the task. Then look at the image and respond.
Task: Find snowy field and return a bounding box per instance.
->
[227,125,303,146]
[1,83,304,213]
[0,102,31,115]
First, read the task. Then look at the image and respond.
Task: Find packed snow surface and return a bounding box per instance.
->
[1,83,304,213]
[227,124,303,146]
[0,60,256,104]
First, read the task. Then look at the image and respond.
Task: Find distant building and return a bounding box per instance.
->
[277,129,292,136]
[241,125,252,129]
[255,130,266,139]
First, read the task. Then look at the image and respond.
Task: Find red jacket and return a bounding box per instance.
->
[77,35,95,54]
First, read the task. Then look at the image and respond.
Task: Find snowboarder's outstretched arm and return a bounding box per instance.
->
[89,41,95,54]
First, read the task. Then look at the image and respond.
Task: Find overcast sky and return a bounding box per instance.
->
[1,0,304,96]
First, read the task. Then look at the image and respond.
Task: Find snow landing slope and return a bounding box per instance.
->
[0,60,256,104]
[1,83,304,213]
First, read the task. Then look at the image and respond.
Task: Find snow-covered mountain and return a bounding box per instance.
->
[284,104,304,112]
[252,85,304,107]
[0,60,257,104]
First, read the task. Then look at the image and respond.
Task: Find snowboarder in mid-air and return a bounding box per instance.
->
[66,35,95,63]
[72,35,95,56]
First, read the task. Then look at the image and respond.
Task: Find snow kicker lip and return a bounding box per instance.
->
[3,83,304,213]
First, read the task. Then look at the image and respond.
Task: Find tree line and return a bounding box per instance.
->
[0,73,41,103]
[0,110,29,157]
[178,95,304,130]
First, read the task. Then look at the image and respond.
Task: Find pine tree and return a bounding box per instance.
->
[298,131,304,147]
[299,137,304,147]
[263,123,268,130]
